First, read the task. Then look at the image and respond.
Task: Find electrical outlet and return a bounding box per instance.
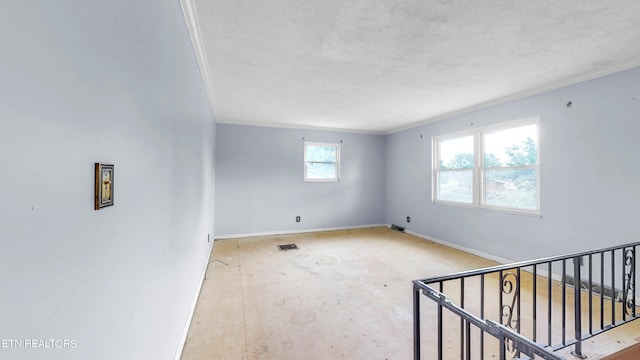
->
[208,234,211,243]
[406,216,410,223]
[296,216,301,222]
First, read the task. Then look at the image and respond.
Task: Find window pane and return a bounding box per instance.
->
[437,170,473,203]
[484,124,537,167]
[439,136,474,170]
[306,145,336,162]
[306,162,336,179]
[484,169,537,210]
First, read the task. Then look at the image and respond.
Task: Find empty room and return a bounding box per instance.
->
[2,1,640,360]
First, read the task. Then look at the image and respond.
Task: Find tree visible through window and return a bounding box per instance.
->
[433,118,539,214]
[483,125,538,210]
[304,142,340,182]
[437,136,474,203]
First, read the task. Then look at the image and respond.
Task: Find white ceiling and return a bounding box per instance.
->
[186,0,640,134]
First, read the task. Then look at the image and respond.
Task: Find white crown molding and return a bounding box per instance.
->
[216,119,387,135]
[387,61,640,135]
[178,0,218,121]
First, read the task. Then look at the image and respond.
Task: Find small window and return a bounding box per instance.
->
[304,142,340,182]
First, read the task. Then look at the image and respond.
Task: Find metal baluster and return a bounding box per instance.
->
[413,283,421,360]
[460,277,465,360]
[517,267,521,334]
[499,334,506,360]
[480,274,485,360]
[465,320,471,360]
[533,264,537,343]
[516,267,521,359]
[562,259,566,345]
[589,254,593,335]
[499,270,504,356]
[600,251,604,330]
[612,250,615,326]
[548,261,552,347]
[438,281,443,360]
[571,256,586,358]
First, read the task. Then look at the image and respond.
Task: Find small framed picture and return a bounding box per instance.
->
[94,163,114,210]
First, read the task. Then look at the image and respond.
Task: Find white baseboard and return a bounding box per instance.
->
[404,229,566,282]
[216,225,513,265]
[404,231,640,299]
[174,240,215,360]
[213,224,388,240]
[405,229,515,265]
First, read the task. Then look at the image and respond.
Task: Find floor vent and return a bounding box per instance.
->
[390,224,405,232]
[277,243,299,251]
[564,276,618,300]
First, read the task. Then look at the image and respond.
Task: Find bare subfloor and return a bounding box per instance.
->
[180,227,640,360]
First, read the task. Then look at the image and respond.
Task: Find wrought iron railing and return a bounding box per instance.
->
[413,241,639,359]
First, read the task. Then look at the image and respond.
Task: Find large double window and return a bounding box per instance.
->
[433,117,540,214]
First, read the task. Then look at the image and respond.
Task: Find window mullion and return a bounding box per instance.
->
[475,132,482,207]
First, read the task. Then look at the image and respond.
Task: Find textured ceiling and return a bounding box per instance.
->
[190,0,640,133]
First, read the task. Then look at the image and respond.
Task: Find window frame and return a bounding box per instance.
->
[434,133,476,205]
[303,141,341,182]
[432,117,540,215]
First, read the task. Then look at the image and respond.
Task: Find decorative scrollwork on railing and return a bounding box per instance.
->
[505,338,516,354]
[501,271,520,330]
[501,271,521,359]
[623,248,635,316]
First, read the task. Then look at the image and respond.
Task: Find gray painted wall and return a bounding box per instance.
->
[215,124,385,236]
[0,1,215,359]
[386,66,640,262]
